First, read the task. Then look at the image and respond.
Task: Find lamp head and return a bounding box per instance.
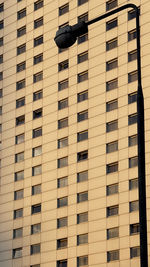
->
[54,21,88,49]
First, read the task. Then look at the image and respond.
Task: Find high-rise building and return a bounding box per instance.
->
[0,0,149,266]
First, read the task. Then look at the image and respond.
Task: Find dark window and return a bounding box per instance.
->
[17,26,26,37]
[57,238,67,249]
[34,53,43,65]
[58,79,68,91]
[58,137,68,149]
[32,165,42,176]
[57,176,68,188]
[78,0,88,6]
[106,37,117,51]
[78,51,88,63]
[0,20,3,29]
[129,156,138,168]
[33,90,43,101]
[32,184,41,195]
[0,89,2,97]
[31,223,41,234]
[77,256,88,267]
[17,43,26,55]
[58,117,68,129]
[129,134,137,147]
[129,178,138,190]
[16,115,25,126]
[128,92,137,104]
[77,130,88,142]
[128,70,137,83]
[106,141,118,153]
[0,72,3,80]
[57,157,68,168]
[15,133,25,144]
[33,108,42,119]
[31,244,40,255]
[77,90,88,102]
[17,61,26,72]
[59,22,69,29]
[14,209,23,219]
[106,162,118,174]
[77,171,88,183]
[128,50,137,62]
[15,170,24,181]
[130,247,140,258]
[30,265,40,267]
[106,78,118,91]
[0,54,3,64]
[106,0,117,11]
[32,204,41,214]
[14,189,24,200]
[58,98,68,110]
[57,217,68,228]
[15,152,24,163]
[34,35,43,47]
[128,113,137,125]
[129,200,139,212]
[0,3,4,12]
[107,205,119,217]
[77,212,88,224]
[33,127,42,138]
[57,260,67,267]
[59,4,69,16]
[33,71,43,83]
[17,0,22,2]
[16,97,25,108]
[78,33,88,44]
[34,17,43,29]
[106,99,118,111]
[77,150,88,162]
[107,183,118,195]
[78,12,88,22]
[128,29,137,41]
[58,60,68,71]
[17,8,26,20]
[13,248,22,259]
[106,18,117,31]
[34,0,43,11]
[16,79,25,90]
[107,250,119,262]
[77,110,88,122]
[0,37,3,46]
[106,120,118,132]
[128,7,140,21]
[78,71,88,83]
[107,227,119,239]
[13,228,23,239]
[77,234,88,245]
[77,191,88,203]
[106,58,118,71]
[57,197,68,208]
[130,223,140,235]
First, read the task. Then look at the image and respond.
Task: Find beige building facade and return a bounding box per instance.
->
[0,0,150,266]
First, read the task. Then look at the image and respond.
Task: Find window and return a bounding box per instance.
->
[0,37,3,46]
[128,70,137,83]
[107,183,118,195]
[57,197,68,208]
[107,227,119,239]
[58,117,68,129]
[32,146,42,157]
[78,13,88,22]
[16,97,25,108]
[58,137,68,149]
[57,157,68,168]
[32,165,42,176]
[106,99,118,111]
[32,204,41,214]
[0,106,2,115]
[15,152,24,163]
[106,0,117,11]
[78,33,88,44]
[128,50,137,62]
[58,79,68,91]
[33,108,42,119]
[57,217,68,228]
[59,4,69,16]
[58,60,69,71]
[129,156,138,168]
[78,71,88,83]
[31,244,40,255]
[16,79,25,90]
[77,212,88,224]
[17,61,26,72]
[129,178,138,190]
[0,54,3,64]
[33,127,42,138]
[0,3,4,12]
[33,90,43,101]
[57,260,67,267]
[77,90,88,102]
[77,234,88,245]
[128,7,140,21]
[34,0,43,11]
[130,247,140,258]
[13,248,22,259]
[0,72,3,80]
[34,35,43,47]
[0,20,3,29]
[77,256,88,267]
[106,18,117,31]
[128,92,137,104]
[17,43,26,55]
[14,189,23,200]
[33,71,43,83]
[31,223,41,234]
[32,184,41,195]
[107,205,119,216]
[106,162,118,174]
[77,150,88,162]
[14,209,23,219]
[17,8,26,20]
[78,51,88,63]
[0,89,2,97]
[106,37,117,51]
[77,171,88,183]
[128,113,137,125]
[58,98,68,110]
[106,141,118,153]
[30,265,40,267]
[17,0,22,2]
[34,53,43,65]
[106,120,118,132]
[129,200,139,212]
[78,0,88,6]
[59,22,69,29]
[0,124,2,133]
[106,78,118,91]
[128,29,137,41]
[77,110,88,122]
[107,250,119,262]
[13,228,23,239]
[77,130,88,142]
[106,58,118,71]
[17,26,26,37]
[15,171,24,181]
[77,191,88,203]
[34,17,43,29]
[130,223,140,235]
[57,238,67,249]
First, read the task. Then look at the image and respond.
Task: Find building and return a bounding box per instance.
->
[0,0,150,266]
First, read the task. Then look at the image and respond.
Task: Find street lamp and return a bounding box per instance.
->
[54,4,148,267]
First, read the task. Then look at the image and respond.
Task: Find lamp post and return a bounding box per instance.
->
[54,4,148,267]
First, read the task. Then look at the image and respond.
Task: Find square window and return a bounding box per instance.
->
[107,250,119,262]
[106,78,118,91]
[77,191,88,203]
[34,0,43,11]
[14,189,24,200]
[129,135,137,147]
[128,7,140,21]
[34,35,43,47]
[57,238,67,249]
[33,71,43,83]
[34,53,43,65]
[106,18,117,31]
[31,223,41,234]
[106,37,117,51]
[34,17,43,29]
[78,71,88,83]
[0,54,3,64]
[33,108,42,119]
[106,141,118,153]
[17,61,26,72]
[32,165,42,176]
[106,58,118,71]
[58,98,68,110]
[0,37,3,46]
[58,60,69,71]
[77,110,88,122]
[57,217,68,228]
[15,152,24,163]
[59,4,69,16]
[106,99,118,111]
[78,13,88,23]
[13,248,22,259]
[33,127,42,138]
[32,146,42,157]
[58,137,68,149]
[77,90,88,102]
[128,29,137,41]
[129,178,138,190]
[78,33,88,44]
[13,228,23,239]
[77,150,88,162]
[129,200,139,212]
[16,79,25,90]
[128,113,137,125]
[57,197,68,208]
[32,204,41,214]
[106,0,117,11]
[107,205,119,216]
[77,130,88,142]
[15,134,24,145]
[33,90,43,101]
[0,72,3,80]
[57,157,68,168]
[57,260,67,267]
[107,183,118,195]
[16,97,25,108]
[130,223,140,235]
[106,162,118,174]
[78,51,88,63]
[0,20,3,29]
[32,184,41,195]
[0,3,4,12]
[128,50,137,62]
[130,247,140,258]
[107,227,119,239]
[0,89,2,97]
[15,170,24,181]
[129,156,138,168]
[58,79,68,91]
[128,70,138,83]
[77,212,88,224]
[14,209,23,219]
[77,256,88,267]
[77,171,88,183]
[106,120,118,132]
[77,234,88,245]
[58,118,68,129]
[128,92,137,104]
[17,26,26,37]
[31,244,40,255]
[17,43,26,55]
[17,8,26,20]
[58,176,68,188]
[78,0,88,6]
